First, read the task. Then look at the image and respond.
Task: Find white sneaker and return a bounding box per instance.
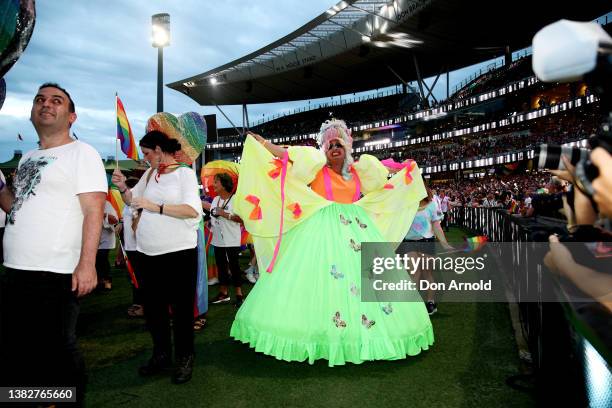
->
[245,266,257,284]
[207,277,219,286]
[253,265,260,280]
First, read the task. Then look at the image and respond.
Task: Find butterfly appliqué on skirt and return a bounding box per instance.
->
[355,217,367,229]
[361,314,375,329]
[333,311,347,328]
[350,282,360,296]
[339,214,352,225]
[330,265,344,280]
[382,303,393,315]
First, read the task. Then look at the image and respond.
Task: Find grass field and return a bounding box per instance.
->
[75,228,535,407]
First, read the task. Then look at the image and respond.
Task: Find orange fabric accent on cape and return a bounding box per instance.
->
[310,167,357,204]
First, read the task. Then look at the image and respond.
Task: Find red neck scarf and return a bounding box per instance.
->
[155,162,181,182]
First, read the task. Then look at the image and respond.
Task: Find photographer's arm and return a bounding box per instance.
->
[591,147,612,218]
[549,259,612,311]
[544,235,612,311]
[572,186,597,226]
[551,156,597,225]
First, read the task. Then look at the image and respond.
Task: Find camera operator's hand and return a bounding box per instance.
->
[543,234,576,274]
[549,155,576,184]
[551,156,597,225]
[591,147,612,217]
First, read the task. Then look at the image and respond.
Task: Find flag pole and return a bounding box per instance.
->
[115,92,119,169]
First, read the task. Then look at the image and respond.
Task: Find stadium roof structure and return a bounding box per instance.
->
[169,0,611,106]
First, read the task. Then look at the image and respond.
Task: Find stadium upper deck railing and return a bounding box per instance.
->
[249,53,531,128]
[209,73,544,150]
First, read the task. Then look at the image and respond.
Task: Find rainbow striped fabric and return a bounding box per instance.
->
[116,95,139,160]
[463,235,488,252]
[507,200,519,214]
[106,186,124,219]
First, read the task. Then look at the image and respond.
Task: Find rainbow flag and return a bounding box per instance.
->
[508,200,519,214]
[463,235,488,252]
[106,186,124,219]
[116,95,139,160]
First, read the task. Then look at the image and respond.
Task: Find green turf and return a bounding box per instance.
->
[74,229,534,407]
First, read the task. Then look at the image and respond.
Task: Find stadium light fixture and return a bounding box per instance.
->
[151,13,170,112]
[152,25,169,47]
[151,13,170,48]
[209,77,218,85]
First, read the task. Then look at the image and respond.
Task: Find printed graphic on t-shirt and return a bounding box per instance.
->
[8,156,56,224]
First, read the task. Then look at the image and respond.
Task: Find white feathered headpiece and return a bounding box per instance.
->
[317,119,354,180]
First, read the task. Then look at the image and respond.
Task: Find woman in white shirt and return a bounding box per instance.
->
[203,173,245,307]
[112,131,201,385]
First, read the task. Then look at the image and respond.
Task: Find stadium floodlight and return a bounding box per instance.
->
[209,77,218,85]
[151,13,171,48]
[532,19,612,82]
[151,13,170,112]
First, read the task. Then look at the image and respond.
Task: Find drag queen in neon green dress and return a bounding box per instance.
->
[230,119,434,366]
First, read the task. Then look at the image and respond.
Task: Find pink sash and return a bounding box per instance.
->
[266,151,289,273]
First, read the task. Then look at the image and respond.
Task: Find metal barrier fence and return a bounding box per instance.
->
[448,206,611,406]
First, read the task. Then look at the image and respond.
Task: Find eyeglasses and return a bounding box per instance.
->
[328,142,343,149]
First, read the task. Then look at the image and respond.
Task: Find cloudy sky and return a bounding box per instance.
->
[0,0,507,162]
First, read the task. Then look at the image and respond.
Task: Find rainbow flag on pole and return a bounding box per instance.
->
[116,95,139,160]
[462,235,488,252]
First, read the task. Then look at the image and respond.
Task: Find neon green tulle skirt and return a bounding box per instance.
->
[230,203,434,367]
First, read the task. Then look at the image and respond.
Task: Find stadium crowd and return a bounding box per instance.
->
[390,110,600,166]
